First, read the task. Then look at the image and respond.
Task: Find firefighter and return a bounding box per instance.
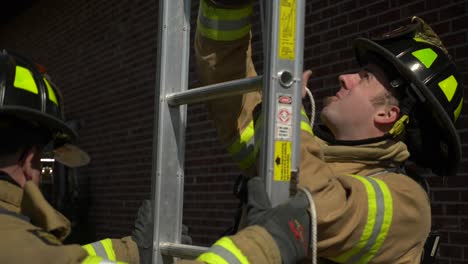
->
[0,50,141,263]
[137,1,463,263]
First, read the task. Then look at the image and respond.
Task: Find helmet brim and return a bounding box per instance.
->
[354,37,462,176]
[0,106,90,168]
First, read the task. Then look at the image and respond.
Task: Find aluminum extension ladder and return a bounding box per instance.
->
[149,0,307,263]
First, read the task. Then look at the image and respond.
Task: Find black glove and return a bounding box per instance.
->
[131,200,193,263]
[132,200,153,264]
[247,177,311,264]
[181,224,193,245]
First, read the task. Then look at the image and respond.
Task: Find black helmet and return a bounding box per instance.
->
[0,50,89,167]
[353,17,463,176]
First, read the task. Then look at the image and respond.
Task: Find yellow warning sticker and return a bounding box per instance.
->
[274,140,292,181]
[279,0,296,60]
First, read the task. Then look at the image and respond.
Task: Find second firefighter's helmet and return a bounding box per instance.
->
[0,50,89,167]
[353,17,463,176]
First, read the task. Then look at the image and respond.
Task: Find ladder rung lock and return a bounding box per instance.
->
[159,242,209,259]
[166,76,262,106]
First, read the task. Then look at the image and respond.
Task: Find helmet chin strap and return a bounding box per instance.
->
[388,82,420,138]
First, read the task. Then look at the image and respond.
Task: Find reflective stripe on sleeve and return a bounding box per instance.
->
[197,0,252,41]
[301,108,313,135]
[197,237,250,264]
[228,108,312,170]
[227,116,262,170]
[82,239,117,261]
[81,256,126,264]
[330,175,393,264]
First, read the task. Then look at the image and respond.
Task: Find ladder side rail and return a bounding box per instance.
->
[291,0,306,190]
[260,0,306,207]
[151,0,192,263]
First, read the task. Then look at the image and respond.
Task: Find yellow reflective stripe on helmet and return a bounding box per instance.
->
[81,255,126,264]
[411,48,438,69]
[197,237,250,264]
[14,66,39,94]
[43,77,58,105]
[454,97,463,121]
[301,108,313,135]
[331,175,393,264]
[82,239,117,261]
[197,0,252,41]
[438,75,458,102]
[413,37,432,45]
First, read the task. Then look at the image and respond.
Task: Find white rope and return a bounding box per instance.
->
[305,87,316,128]
[298,186,317,264]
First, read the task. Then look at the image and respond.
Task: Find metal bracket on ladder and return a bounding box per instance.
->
[150,0,307,263]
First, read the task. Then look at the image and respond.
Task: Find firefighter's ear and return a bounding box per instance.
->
[21,146,42,185]
[374,104,400,125]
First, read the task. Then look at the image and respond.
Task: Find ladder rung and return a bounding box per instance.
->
[159,242,209,259]
[166,76,262,106]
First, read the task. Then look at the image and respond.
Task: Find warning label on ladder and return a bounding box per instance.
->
[278,0,296,60]
[274,140,291,181]
[276,96,293,140]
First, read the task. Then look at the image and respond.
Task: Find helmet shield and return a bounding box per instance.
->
[353,17,463,176]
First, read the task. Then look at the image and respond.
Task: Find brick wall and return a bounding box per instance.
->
[0,0,466,262]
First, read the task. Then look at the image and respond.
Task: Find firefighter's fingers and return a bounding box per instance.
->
[247,177,272,211]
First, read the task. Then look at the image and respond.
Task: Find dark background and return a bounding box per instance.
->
[0,0,467,263]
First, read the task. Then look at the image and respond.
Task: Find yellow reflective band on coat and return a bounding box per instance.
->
[301,108,313,135]
[197,0,252,41]
[197,237,250,264]
[14,66,39,94]
[81,255,127,264]
[227,118,262,170]
[82,239,117,262]
[330,175,393,264]
[228,109,313,170]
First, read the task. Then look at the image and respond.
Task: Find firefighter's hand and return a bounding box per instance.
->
[131,200,193,263]
[302,70,313,99]
[132,200,153,264]
[247,177,311,264]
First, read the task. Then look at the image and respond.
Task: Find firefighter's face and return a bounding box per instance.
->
[320,63,396,140]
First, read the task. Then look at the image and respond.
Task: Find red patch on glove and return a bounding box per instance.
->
[288,219,307,252]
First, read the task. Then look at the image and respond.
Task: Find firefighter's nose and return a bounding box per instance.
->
[338,73,358,90]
